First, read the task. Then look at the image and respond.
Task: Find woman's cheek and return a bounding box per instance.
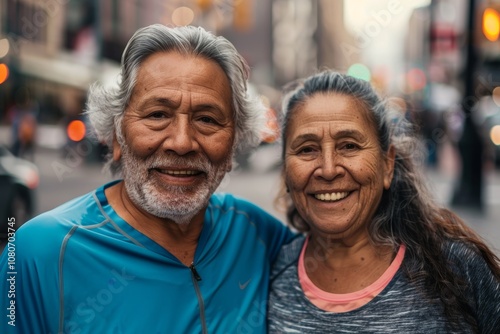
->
[285,159,311,190]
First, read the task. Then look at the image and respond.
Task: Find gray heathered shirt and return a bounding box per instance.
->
[268,236,500,334]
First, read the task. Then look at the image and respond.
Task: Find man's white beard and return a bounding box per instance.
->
[120,146,231,224]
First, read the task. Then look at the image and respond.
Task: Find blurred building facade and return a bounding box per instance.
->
[0,0,357,127]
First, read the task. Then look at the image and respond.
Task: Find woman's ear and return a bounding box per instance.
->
[383,145,396,190]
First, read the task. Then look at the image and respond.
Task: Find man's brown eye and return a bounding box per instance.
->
[199,116,216,124]
[149,112,165,119]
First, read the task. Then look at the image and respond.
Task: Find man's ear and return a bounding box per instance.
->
[112,134,122,162]
[383,145,396,190]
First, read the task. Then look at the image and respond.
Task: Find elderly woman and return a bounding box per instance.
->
[268,71,500,333]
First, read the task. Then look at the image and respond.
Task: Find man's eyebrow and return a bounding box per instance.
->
[139,98,226,112]
[141,97,178,108]
[192,103,224,112]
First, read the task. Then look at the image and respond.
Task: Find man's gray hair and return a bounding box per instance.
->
[86,24,266,175]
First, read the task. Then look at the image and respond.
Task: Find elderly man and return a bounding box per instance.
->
[0,25,294,333]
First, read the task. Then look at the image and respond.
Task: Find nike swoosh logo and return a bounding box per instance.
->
[239,279,251,290]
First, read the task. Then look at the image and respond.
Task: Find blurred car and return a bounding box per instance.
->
[0,145,39,237]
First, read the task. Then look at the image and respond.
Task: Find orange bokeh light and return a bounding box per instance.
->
[406,68,427,92]
[0,64,9,84]
[491,125,500,146]
[483,8,500,42]
[67,120,86,142]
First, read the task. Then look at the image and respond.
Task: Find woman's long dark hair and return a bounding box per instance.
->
[277,71,500,331]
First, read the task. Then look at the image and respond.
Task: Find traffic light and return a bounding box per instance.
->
[483,7,500,41]
[478,3,500,59]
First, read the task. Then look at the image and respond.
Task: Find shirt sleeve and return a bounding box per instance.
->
[462,246,500,333]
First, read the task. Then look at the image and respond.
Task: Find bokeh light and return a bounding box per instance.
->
[347,63,371,82]
[492,87,500,106]
[0,64,9,84]
[483,8,500,42]
[491,125,500,146]
[388,97,407,114]
[172,7,195,26]
[406,68,427,91]
[0,39,10,58]
[67,120,86,142]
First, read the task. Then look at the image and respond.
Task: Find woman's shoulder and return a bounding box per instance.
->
[443,239,486,263]
[270,235,306,279]
[442,239,498,282]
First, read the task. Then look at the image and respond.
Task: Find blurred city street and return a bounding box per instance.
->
[1,142,498,255]
[2,2,500,333]
[0,0,500,256]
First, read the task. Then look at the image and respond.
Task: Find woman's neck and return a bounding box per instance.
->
[304,234,396,294]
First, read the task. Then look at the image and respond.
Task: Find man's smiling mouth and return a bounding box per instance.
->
[155,169,202,176]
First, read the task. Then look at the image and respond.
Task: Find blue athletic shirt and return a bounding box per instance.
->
[0,180,295,334]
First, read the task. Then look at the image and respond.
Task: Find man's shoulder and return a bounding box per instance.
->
[14,186,105,257]
[24,187,101,227]
[208,192,292,237]
[210,192,277,221]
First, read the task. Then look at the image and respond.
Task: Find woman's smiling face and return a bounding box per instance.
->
[284,93,395,241]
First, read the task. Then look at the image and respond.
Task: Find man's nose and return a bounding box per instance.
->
[163,115,199,155]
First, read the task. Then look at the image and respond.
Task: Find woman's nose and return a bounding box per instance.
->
[315,151,344,180]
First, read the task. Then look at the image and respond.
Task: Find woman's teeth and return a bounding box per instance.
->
[314,192,349,201]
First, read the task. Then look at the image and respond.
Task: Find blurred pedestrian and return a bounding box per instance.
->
[268,71,500,333]
[0,24,295,334]
[8,87,38,160]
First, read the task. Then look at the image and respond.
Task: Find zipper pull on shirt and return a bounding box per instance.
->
[190,263,202,281]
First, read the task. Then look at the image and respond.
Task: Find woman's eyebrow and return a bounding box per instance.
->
[333,129,366,140]
[292,133,320,142]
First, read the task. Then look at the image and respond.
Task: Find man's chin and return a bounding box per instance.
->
[138,189,210,222]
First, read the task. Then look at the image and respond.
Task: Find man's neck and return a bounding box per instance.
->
[105,181,205,266]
